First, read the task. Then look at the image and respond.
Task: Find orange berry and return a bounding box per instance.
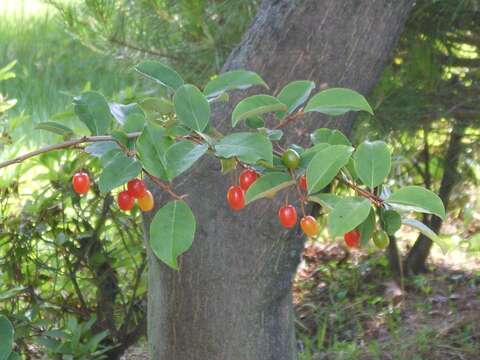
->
[138,190,154,212]
[300,216,318,237]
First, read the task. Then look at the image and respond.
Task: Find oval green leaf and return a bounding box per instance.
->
[36,122,74,138]
[203,70,267,98]
[232,95,287,127]
[135,60,184,90]
[353,140,391,189]
[109,102,144,125]
[308,193,341,210]
[386,186,445,220]
[276,80,315,117]
[165,141,208,179]
[215,132,273,165]
[139,97,174,118]
[382,209,401,235]
[304,88,374,116]
[358,209,376,246]
[149,200,196,269]
[310,128,351,146]
[306,145,354,193]
[299,143,330,169]
[73,91,112,135]
[245,173,294,204]
[327,196,372,237]
[0,315,14,360]
[136,123,173,180]
[123,113,146,133]
[84,141,119,158]
[98,149,143,193]
[402,218,449,254]
[174,84,210,132]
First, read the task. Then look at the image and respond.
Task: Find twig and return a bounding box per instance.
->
[273,110,305,129]
[0,132,141,170]
[338,176,384,207]
[143,169,188,201]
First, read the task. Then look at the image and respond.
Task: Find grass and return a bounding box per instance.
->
[0,0,137,145]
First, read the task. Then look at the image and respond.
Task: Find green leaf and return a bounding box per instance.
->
[304,88,374,116]
[263,128,283,141]
[382,209,401,235]
[139,97,174,117]
[232,95,287,127]
[245,116,265,129]
[109,102,144,126]
[215,132,273,165]
[277,80,315,117]
[0,315,14,360]
[386,186,445,220]
[220,158,236,175]
[36,122,74,138]
[136,124,173,180]
[165,124,190,137]
[359,209,376,246]
[308,193,341,210]
[165,141,208,178]
[245,173,294,204]
[149,200,196,269]
[111,130,130,149]
[402,218,449,254]
[306,145,354,193]
[84,141,119,158]
[310,128,351,146]
[174,84,210,132]
[73,91,112,135]
[203,70,267,98]
[98,150,142,193]
[135,61,184,90]
[123,113,146,133]
[299,143,330,169]
[353,140,391,188]
[328,197,372,237]
[7,353,20,360]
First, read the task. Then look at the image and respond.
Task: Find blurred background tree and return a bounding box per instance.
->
[362,0,480,275]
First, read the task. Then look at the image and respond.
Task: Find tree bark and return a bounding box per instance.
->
[145,1,415,359]
[404,120,466,274]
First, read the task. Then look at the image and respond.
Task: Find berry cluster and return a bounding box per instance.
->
[224,149,367,248]
[72,172,154,212]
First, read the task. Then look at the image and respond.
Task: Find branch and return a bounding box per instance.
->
[0,132,141,170]
[338,176,384,207]
[273,110,305,129]
[143,170,188,201]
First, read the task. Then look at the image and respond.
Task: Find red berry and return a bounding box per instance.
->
[278,205,298,228]
[300,216,318,237]
[299,175,307,191]
[72,172,90,195]
[118,190,135,211]
[344,230,360,248]
[226,186,245,211]
[127,178,146,198]
[239,169,258,191]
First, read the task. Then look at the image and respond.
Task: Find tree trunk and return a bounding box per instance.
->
[404,120,466,274]
[145,1,414,359]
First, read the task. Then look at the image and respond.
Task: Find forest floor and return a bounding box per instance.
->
[122,240,480,360]
[294,241,480,360]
